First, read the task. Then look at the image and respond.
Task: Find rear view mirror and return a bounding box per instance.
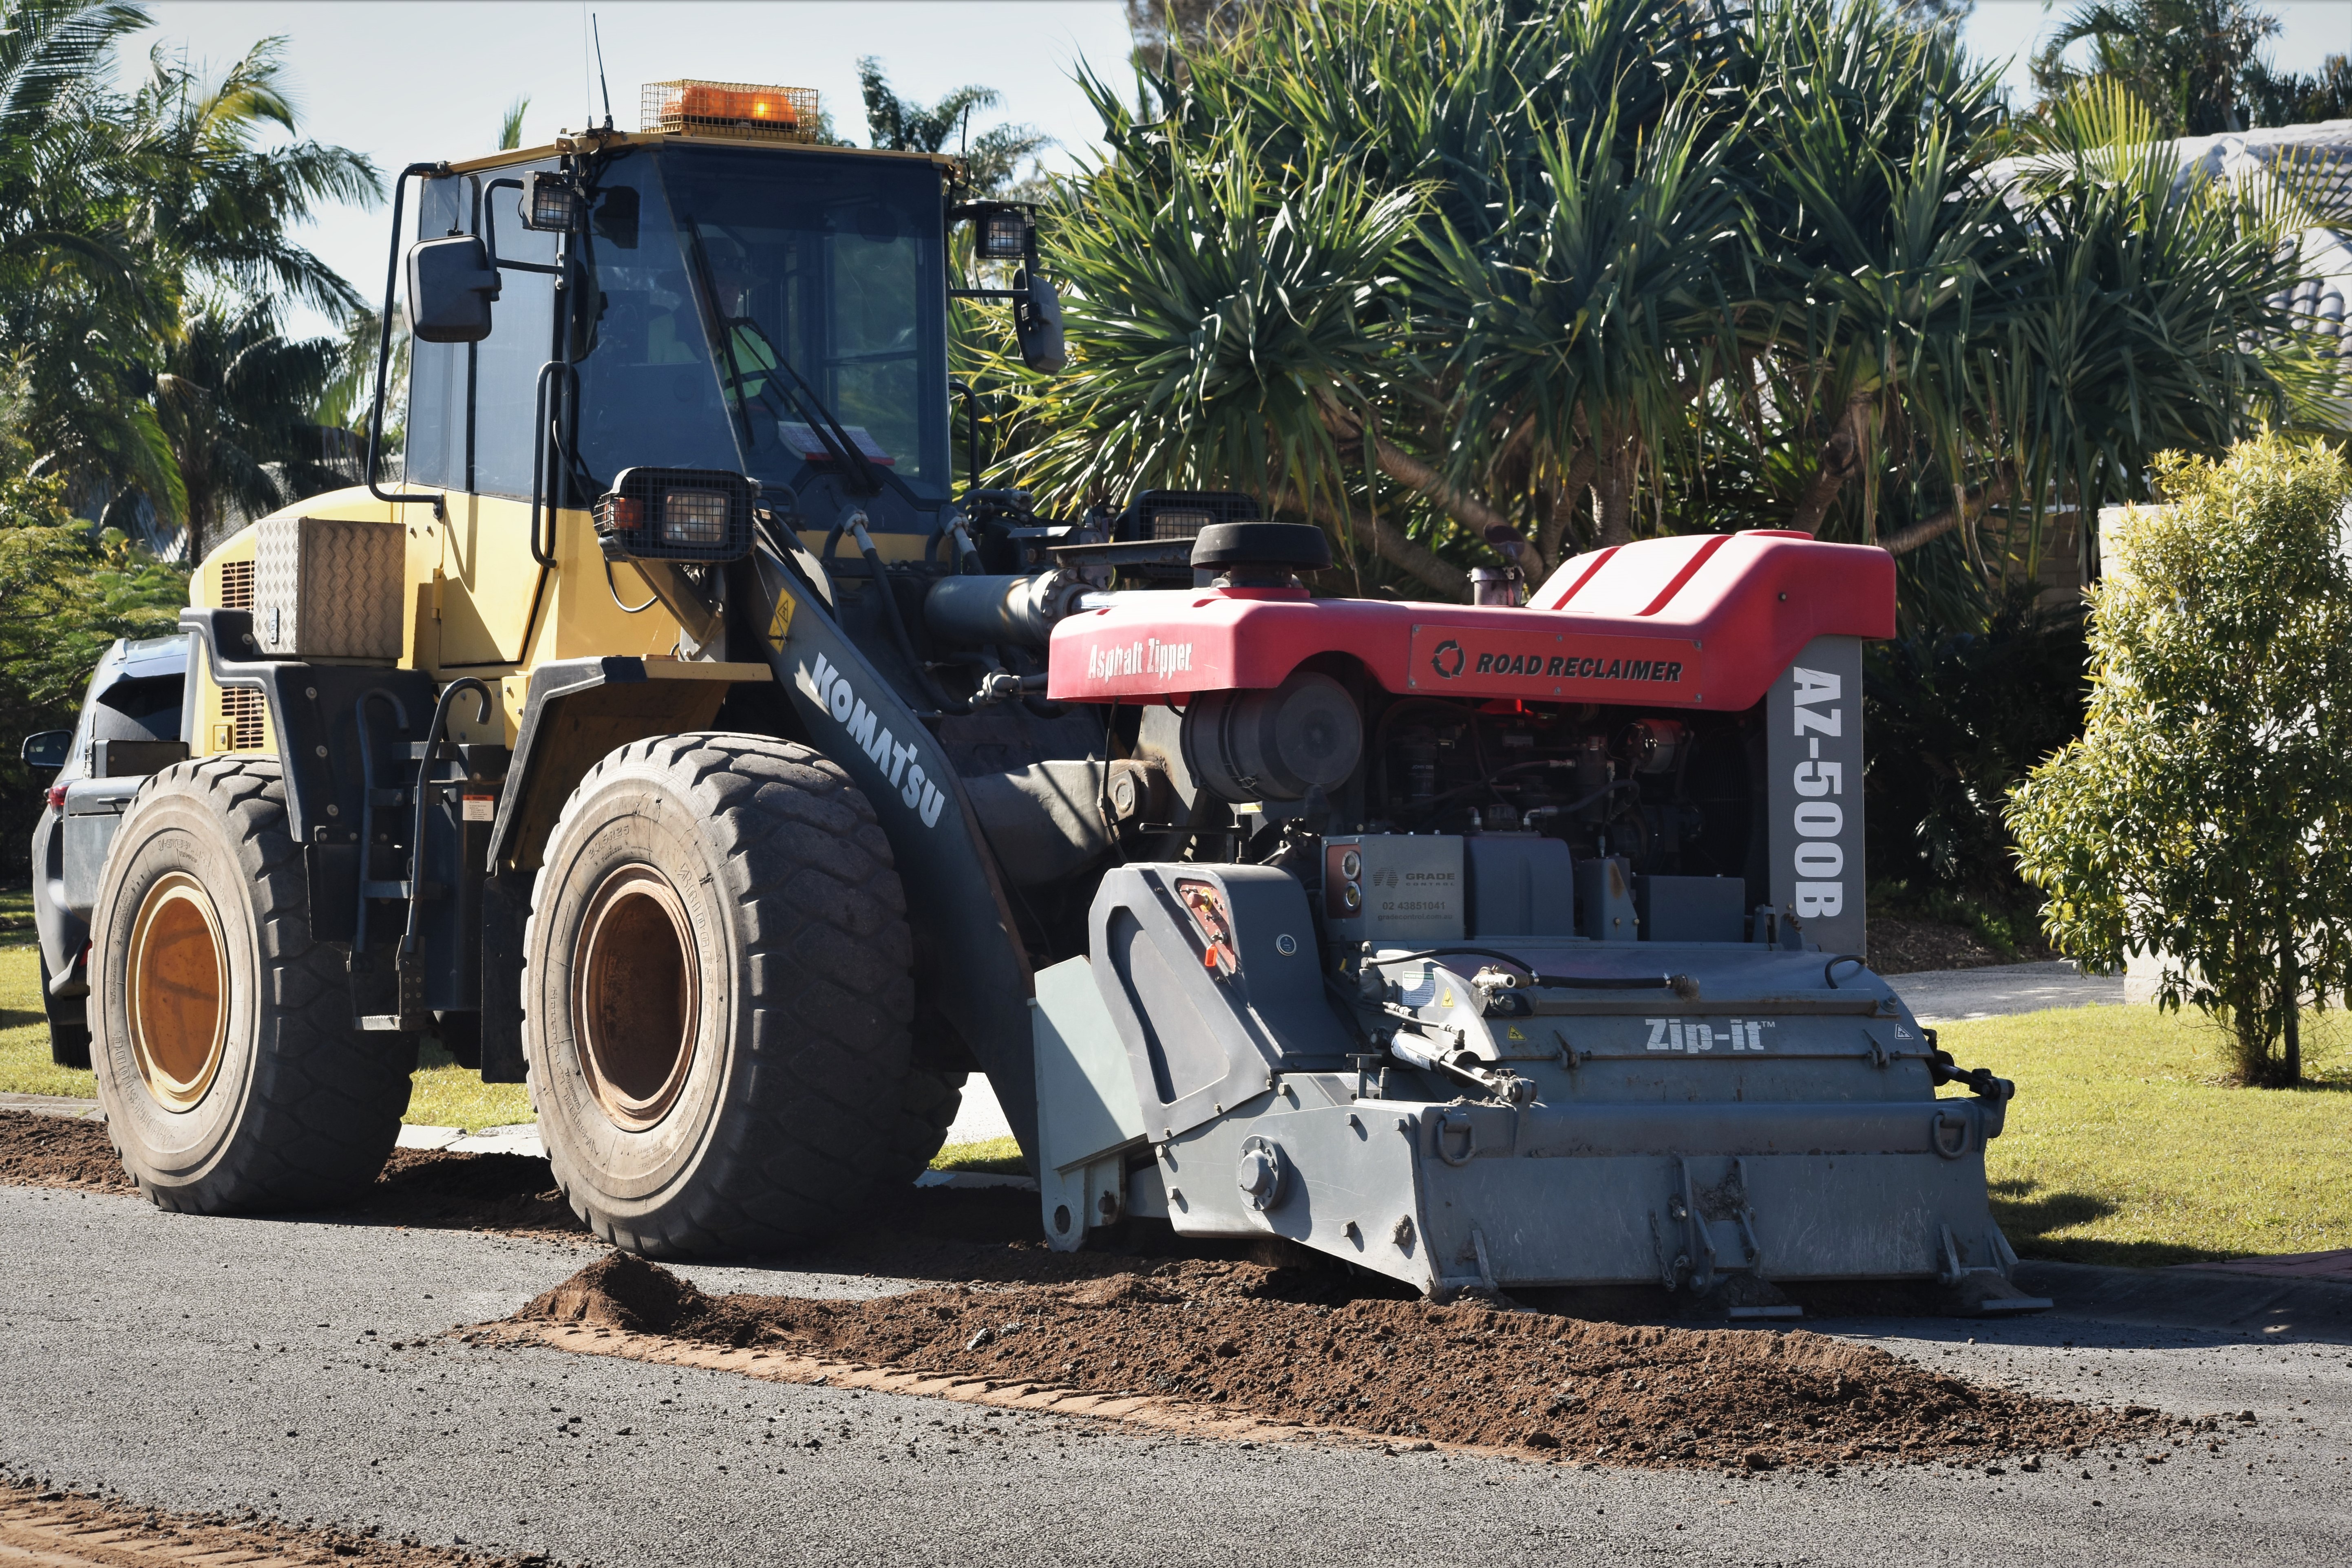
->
[20,730,70,772]
[1015,269,1065,373]
[407,233,500,344]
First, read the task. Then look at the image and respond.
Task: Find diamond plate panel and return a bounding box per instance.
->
[252,515,405,659]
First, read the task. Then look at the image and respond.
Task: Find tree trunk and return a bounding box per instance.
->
[1290,489,1468,600]
[1787,393,1872,537]
[1880,471,2016,557]
[1592,441,1638,548]
[1538,450,1597,575]
[1361,431,1535,572]
[2282,923,2302,1085]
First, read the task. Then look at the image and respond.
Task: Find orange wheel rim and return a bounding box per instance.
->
[570,864,700,1130]
[126,872,229,1111]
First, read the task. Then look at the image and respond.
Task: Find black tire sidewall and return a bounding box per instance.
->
[526,756,741,1219]
[89,772,266,1189]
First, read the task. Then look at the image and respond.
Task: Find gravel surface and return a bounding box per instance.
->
[4,1184,2349,1567]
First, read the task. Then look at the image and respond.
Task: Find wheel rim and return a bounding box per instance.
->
[571,864,701,1130]
[126,871,229,1111]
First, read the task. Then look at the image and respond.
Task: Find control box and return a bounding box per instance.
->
[1321,834,1464,942]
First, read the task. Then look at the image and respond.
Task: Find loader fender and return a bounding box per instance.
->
[732,546,1040,1155]
[484,655,774,875]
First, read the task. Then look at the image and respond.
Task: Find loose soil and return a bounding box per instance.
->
[1870,913,2057,975]
[0,1110,585,1239]
[510,1251,2202,1473]
[0,1476,559,1567]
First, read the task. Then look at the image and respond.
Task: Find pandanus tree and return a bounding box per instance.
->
[976,0,2339,618]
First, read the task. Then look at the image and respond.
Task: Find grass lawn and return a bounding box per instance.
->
[0,930,534,1128]
[1945,1005,2352,1268]
[17,899,2339,1251]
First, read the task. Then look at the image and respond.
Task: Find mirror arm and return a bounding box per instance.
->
[368,163,451,520]
[482,177,561,277]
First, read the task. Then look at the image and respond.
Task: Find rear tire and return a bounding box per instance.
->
[38,951,91,1071]
[523,732,931,1256]
[87,757,417,1210]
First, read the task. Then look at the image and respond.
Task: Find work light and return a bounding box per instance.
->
[522,171,586,232]
[594,467,757,562]
[658,488,730,548]
[977,209,1028,260]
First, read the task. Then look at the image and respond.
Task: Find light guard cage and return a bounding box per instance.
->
[595,467,759,563]
[643,80,822,144]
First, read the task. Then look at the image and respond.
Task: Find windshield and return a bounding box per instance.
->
[571,143,950,505]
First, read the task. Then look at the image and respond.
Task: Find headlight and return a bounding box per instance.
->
[594,467,757,563]
[659,488,729,547]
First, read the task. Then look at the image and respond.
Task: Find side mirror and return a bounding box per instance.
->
[1015,269,1065,373]
[20,730,71,772]
[407,233,500,344]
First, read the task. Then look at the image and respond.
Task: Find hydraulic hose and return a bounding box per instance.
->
[848,511,969,714]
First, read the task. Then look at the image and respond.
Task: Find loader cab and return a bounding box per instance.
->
[403,137,957,539]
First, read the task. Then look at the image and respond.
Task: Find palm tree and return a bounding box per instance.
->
[152,295,350,558]
[0,3,379,529]
[858,57,1050,197]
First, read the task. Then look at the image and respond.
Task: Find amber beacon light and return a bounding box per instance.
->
[642,79,820,143]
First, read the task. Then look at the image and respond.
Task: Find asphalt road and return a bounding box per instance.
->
[3,1185,2348,1568]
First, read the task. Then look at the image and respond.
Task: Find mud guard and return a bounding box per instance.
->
[730,547,1041,1156]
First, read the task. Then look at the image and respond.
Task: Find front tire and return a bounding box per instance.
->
[88,757,417,1210]
[524,733,930,1256]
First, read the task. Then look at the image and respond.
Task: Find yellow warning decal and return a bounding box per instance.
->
[767,589,796,644]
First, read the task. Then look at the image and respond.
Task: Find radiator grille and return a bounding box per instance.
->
[222,687,265,751]
[219,559,254,611]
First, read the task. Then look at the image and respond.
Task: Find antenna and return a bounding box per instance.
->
[592,13,615,132]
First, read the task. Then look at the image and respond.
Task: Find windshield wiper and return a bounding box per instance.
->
[684,223,887,497]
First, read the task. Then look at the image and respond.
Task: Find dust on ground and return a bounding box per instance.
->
[0,1476,559,1567]
[512,1251,2215,1473]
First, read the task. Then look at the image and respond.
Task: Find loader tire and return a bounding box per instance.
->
[39,951,91,1070]
[87,757,417,1210]
[523,733,929,1256]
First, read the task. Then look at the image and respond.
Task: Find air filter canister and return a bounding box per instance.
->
[1181,670,1363,803]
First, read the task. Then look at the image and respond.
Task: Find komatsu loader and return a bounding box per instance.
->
[62,80,2040,1308]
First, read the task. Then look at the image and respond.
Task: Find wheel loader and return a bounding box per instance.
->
[67,81,2041,1308]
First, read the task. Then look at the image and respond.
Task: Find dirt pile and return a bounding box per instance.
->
[517,1252,2167,1471]
[0,1111,133,1192]
[0,1476,561,1566]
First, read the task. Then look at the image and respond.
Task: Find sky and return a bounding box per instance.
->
[128,0,2352,339]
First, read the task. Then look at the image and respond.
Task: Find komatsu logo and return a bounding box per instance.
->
[799,652,947,829]
[1085,637,1194,681]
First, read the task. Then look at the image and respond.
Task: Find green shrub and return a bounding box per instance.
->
[0,472,190,878]
[2009,433,2352,1086]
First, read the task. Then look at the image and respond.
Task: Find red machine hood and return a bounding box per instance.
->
[1045,529,1895,709]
